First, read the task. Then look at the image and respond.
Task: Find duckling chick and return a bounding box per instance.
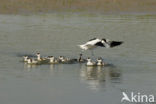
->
[48,56,58,64]
[36,53,41,61]
[58,56,76,64]
[27,58,40,65]
[58,56,66,62]
[36,53,48,61]
[23,56,28,62]
[96,58,105,66]
[58,56,65,62]
[86,57,96,66]
[77,54,87,63]
[36,53,49,64]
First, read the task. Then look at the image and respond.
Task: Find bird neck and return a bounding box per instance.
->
[37,55,41,60]
[87,59,92,63]
[79,56,82,61]
[24,57,28,61]
[27,59,31,63]
[50,58,55,62]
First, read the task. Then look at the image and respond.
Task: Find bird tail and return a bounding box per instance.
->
[78,44,87,50]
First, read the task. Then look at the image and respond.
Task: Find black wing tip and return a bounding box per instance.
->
[120,41,124,43]
[119,41,124,45]
[110,41,124,47]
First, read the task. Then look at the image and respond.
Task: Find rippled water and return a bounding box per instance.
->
[0,13,156,104]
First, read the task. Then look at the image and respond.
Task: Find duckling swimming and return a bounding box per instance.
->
[36,53,49,63]
[48,56,59,64]
[68,54,86,63]
[96,58,105,66]
[77,54,87,63]
[36,53,47,61]
[86,57,96,66]
[58,56,66,62]
[23,56,28,62]
[27,58,40,65]
[58,56,76,64]
[36,53,41,61]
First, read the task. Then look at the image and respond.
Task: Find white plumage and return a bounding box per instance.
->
[78,38,123,51]
[78,38,101,50]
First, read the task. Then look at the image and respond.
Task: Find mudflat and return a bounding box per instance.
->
[0,0,156,14]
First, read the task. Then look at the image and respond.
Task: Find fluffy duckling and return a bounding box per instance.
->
[96,58,105,66]
[36,53,41,61]
[36,53,49,64]
[27,58,40,65]
[58,56,66,62]
[77,54,86,63]
[23,56,28,62]
[68,54,86,63]
[36,53,48,61]
[58,56,76,64]
[48,56,59,64]
[86,57,96,66]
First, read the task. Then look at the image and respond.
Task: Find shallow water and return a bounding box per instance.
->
[0,13,156,104]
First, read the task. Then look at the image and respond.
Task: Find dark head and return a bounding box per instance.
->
[97,57,102,60]
[78,54,83,62]
[36,53,40,55]
[23,55,28,58]
[102,38,106,42]
[87,57,91,59]
[101,38,107,44]
[87,57,91,62]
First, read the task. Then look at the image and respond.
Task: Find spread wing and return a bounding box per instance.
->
[85,44,97,50]
[110,41,123,48]
[86,38,101,45]
[95,42,105,47]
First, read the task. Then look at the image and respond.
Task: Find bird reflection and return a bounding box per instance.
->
[80,65,122,91]
[50,64,54,71]
[23,62,37,71]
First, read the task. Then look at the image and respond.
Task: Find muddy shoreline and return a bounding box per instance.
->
[0,0,156,14]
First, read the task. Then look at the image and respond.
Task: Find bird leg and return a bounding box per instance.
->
[80,50,84,56]
[91,50,95,57]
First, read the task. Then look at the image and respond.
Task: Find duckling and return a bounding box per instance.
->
[48,56,59,64]
[58,56,64,62]
[68,54,86,63]
[36,53,49,64]
[58,56,76,64]
[96,58,105,66]
[27,58,40,65]
[36,53,40,61]
[86,57,96,66]
[77,54,86,63]
[36,53,49,60]
[23,56,28,62]
[59,56,66,62]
